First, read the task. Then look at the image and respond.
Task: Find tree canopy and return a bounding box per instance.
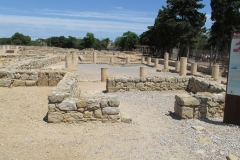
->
[11,32,31,45]
[115,31,139,51]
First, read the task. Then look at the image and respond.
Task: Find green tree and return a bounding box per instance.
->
[82,32,95,48]
[116,31,139,51]
[209,0,240,53]
[11,32,31,45]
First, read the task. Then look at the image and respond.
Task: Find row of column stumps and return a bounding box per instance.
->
[65,52,78,69]
[141,54,219,81]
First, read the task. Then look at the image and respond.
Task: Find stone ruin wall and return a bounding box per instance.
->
[174,92,225,119]
[0,70,68,87]
[107,75,226,119]
[107,76,190,92]
[47,72,132,124]
[4,55,64,70]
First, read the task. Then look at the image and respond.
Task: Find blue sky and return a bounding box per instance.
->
[0,0,212,41]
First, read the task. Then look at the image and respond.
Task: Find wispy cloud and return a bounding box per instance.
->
[0,14,148,33]
[114,7,123,10]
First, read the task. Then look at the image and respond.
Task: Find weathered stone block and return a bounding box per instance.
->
[178,107,193,119]
[102,107,120,115]
[107,87,118,93]
[63,112,83,121]
[136,83,144,89]
[100,98,108,108]
[76,99,87,108]
[6,71,15,79]
[0,70,6,78]
[58,98,77,111]
[120,112,132,123]
[48,104,56,112]
[108,98,120,107]
[87,99,100,110]
[0,79,11,87]
[94,109,102,118]
[38,72,48,86]
[25,80,37,86]
[48,92,68,103]
[175,95,200,106]
[83,111,93,118]
[12,80,25,87]
[21,73,29,80]
[48,112,64,123]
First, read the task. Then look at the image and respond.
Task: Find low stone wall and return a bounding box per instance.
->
[107,76,226,93]
[7,56,63,70]
[0,69,67,87]
[174,92,225,119]
[107,76,190,92]
[187,77,226,93]
[47,72,132,123]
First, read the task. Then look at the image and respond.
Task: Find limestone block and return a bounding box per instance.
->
[76,99,87,108]
[48,104,56,112]
[107,87,118,93]
[21,73,29,80]
[207,101,219,107]
[100,98,108,108]
[29,72,38,80]
[109,114,120,122]
[0,70,6,78]
[107,79,116,88]
[94,109,102,118]
[83,111,93,118]
[49,72,64,86]
[58,98,77,111]
[108,97,120,107]
[136,83,144,89]
[6,71,15,79]
[120,112,132,123]
[38,72,48,86]
[0,79,11,87]
[178,107,194,119]
[87,99,100,111]
[48,112,64,123]
[25,80,37,86]
[102,107,120,115]
[12,80,25,87]
[175,95,200,106]
[48,92,68,103]
[14,73,21,79]
[63,112,83,122]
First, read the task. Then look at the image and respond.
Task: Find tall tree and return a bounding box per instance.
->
[165,0,206,57]
[116,31,139,51]
[82,32,95,48]
[11,32,31,45]
[209,0,240,53]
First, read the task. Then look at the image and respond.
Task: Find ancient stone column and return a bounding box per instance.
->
[140,67,147,77]
[7,45,10,50]
[147,57,151,65]
[16,46,19,50]
[2,46,5,51]
[155,58,159,68]
[175,61,180,72]
[141,57,145,64]
[72,52,78,67]
[212,65,219,81]
[164,52,169,69]
[101,68,108,82]
[179,57,187,76]
[65,55,72,69]
[191,63,197,75]
[110,57,114,64]
[93,52,97,64]
[126,57,130,65]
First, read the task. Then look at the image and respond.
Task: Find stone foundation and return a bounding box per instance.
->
[107,76,189,92]
[174,92,225,119]
[47,72,131,123]
[0,70,67,87]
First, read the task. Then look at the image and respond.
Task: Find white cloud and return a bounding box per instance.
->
[41,10,154,23]
[0,14,148,33]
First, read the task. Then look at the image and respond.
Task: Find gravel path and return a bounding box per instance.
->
[0,87,239,160]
